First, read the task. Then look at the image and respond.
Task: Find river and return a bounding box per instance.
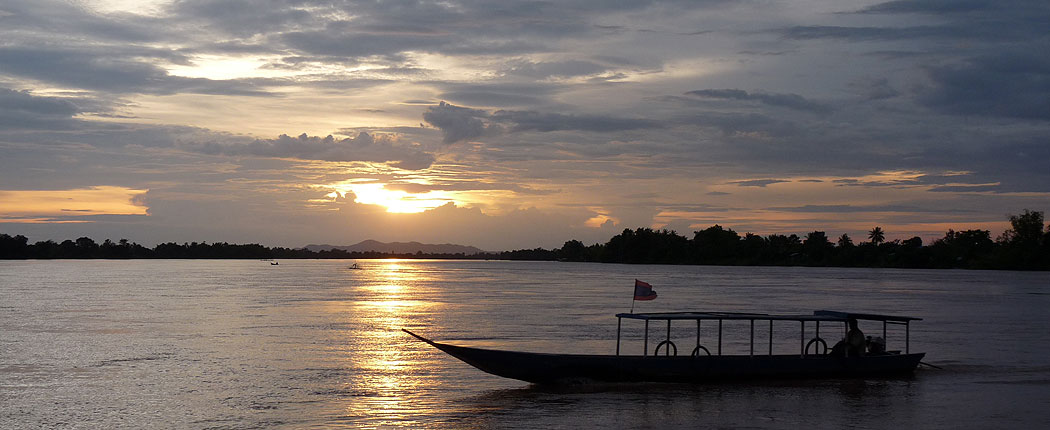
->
[1,260,1048,428]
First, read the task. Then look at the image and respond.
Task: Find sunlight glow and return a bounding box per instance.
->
[327,183,455,213]
[82,0,169,14]
[166,56,290,80]
[584,212,617,228]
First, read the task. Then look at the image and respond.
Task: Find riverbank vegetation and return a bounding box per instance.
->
[2,210,1047,270]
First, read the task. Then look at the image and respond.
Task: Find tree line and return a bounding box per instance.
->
[2,209,1047,270]
[0,237,498,261]
[541,209,1049,270]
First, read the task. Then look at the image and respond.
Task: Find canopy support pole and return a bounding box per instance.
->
[643,320,649,357]
[666,319,672,355]
[906,321,910,354]
[696,320,701,352]
[800,321,805,357]
[769,320,774,355]
[749,319,754,357]
[718,319,723,356]
[616,317,622,356]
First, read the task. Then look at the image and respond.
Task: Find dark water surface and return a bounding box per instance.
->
[2,260,1048,428]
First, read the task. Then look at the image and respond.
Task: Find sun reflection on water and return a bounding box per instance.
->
[342,260,441,425]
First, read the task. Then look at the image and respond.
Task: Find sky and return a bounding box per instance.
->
[1,0,1048,251]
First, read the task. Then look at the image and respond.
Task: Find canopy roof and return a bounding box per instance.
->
[616,310,921,323]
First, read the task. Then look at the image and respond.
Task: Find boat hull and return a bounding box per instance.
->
[405,330,924,384]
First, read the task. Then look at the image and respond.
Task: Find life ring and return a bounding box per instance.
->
[805,337,828,355]
[691,345,711,357]
[654,340,678,356]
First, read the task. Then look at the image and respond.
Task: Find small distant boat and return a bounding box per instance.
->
[270,261,279,265]
[404,310,924,384]
[349,263,363,270]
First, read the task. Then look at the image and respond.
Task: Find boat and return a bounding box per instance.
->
[349,263,363,270]
[270,261,279,265]
[403,310,924,384]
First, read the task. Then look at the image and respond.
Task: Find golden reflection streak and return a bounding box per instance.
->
[344,260,438,424]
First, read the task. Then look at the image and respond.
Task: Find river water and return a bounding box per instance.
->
[1,260,1048,428]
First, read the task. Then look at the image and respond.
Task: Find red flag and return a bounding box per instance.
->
[633,279,657,301]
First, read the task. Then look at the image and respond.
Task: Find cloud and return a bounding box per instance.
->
[490,110,661,132]
[686,112,802,139]
[437,84,557,107]
[859,0,994,14]
[729,179,789,187]
[685,89,830,113]
[165,0,315,38]
[501,59,612,79]
[422,101,663,143]
[848,77,900,100]
[777,25,950,41]
[280,30,448,60]
[0,47,271,96]
[919,50,1050,120]
[422,101,491,144]
[383,181,558,195]
[779,0,1050,44]
[767,204,967,213]
[0,0,161,43]
[0,87,85,129]
[183,132,435,170]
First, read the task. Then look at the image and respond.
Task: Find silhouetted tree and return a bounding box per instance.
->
[997,209,1046,269]
[766,234,802,264]
[837,234,853,248]
[603,228,690,264]
[692,225,740,264]
[902,237,922,248]
[738,233,768,265]
[868,226,885,246]
[558,240,588,262]
[931,229,995,268]
[0,234,29,259]
[999,210,1044,247]
[30,240,60,258]
[803,231,833,264]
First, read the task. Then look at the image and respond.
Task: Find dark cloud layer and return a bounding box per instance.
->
[0,47,270,96]
[729,179,789,188]
[920,50,1050,120]
[0,88,85,128]
[422,102,491,144]
[184,132,435,170]
[686,89,830,113]
[423,101,662,143]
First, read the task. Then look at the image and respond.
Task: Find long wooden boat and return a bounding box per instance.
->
[403,310,924,384]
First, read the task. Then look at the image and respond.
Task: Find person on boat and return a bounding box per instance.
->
[846,319,865,356]
[867,335,886,354]
[831,319,866,356]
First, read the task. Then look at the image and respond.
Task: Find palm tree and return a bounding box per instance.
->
[868,226,885,245]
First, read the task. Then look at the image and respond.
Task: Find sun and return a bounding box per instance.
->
[327,183,453,213]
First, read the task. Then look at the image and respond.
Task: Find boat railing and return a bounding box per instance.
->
[614,310,921,358]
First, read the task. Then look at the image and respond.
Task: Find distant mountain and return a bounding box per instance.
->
[304,240,486,255]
